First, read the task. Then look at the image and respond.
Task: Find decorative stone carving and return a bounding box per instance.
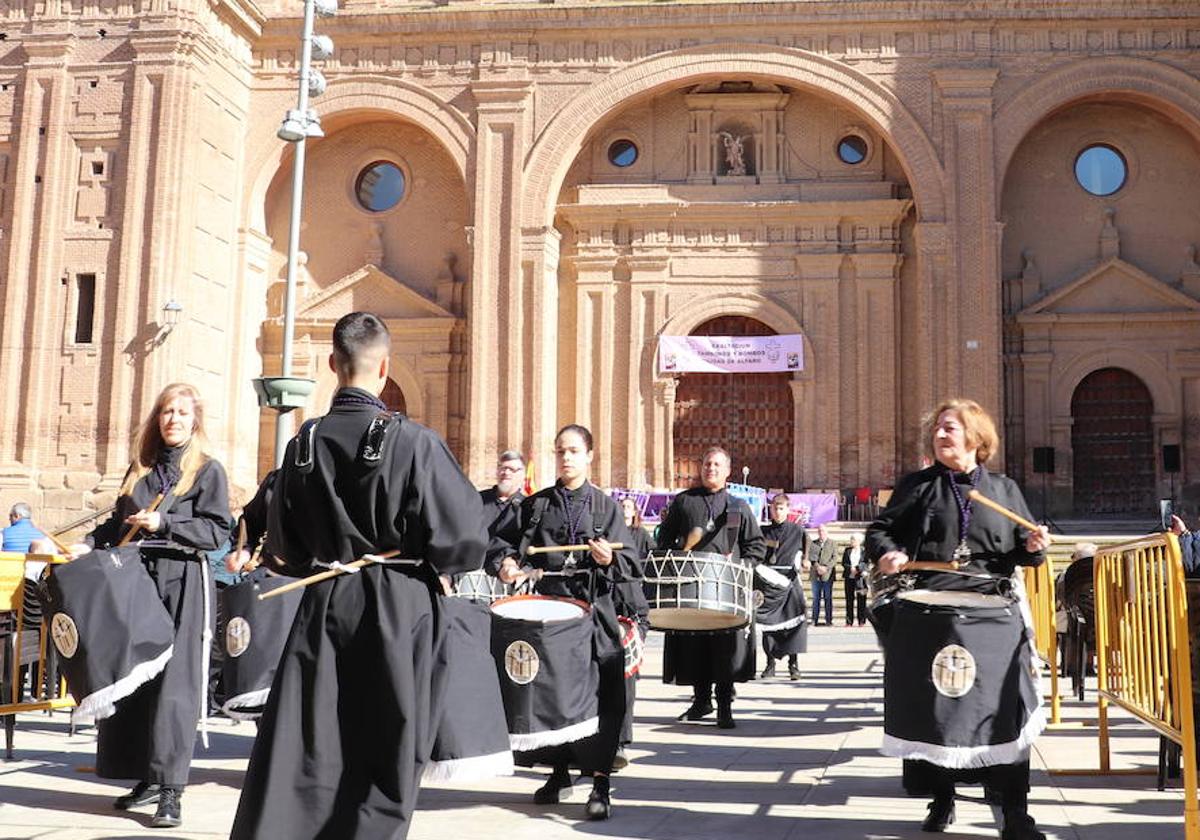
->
[1099,208,1120,261]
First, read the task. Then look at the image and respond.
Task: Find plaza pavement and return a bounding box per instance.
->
[0,626,1186,839]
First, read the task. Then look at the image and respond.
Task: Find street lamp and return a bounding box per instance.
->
[261,0,337,466]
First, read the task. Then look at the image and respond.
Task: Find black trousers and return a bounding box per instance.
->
[843,580,867,625]
[903,758,1031,810]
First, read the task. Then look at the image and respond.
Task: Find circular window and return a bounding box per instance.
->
[1074,145,1127,197]
[355,161,406,212]
[837,135,869,165]
[607,139,638,168]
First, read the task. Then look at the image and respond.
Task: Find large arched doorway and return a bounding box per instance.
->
[1070,367,1154,516]
[672,316,794,489]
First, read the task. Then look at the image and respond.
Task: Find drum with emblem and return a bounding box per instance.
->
[220,569,303,720]
[881,589,1045,767]
[489,594,599,750]
[643,550,754,631]
[40,546,175,720]
[425,596,514,781]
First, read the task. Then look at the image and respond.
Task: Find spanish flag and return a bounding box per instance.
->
[523,454,536,496]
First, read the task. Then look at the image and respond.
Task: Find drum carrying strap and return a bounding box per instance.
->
[516,496,550,566]
[294,418,321,473]
[723,510,742,559]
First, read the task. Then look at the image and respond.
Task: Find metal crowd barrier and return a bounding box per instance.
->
[0,551,75,759]
[1091,534,1198,840]
[1022,556,1061,724]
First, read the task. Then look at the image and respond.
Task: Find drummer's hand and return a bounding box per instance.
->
[439,574,453,596]
[1025,525,1051,554]
[124,509,162,533]
[226,549,251,574]
[498,557,525,585]
[589,538,613,566]
[1170,514,1188,536]
[877,550,909,575]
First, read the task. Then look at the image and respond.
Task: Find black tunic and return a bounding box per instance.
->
[479,487,523,575]
[757,520,809,658]
[231,390,487,840]
[88,449,230,787]
[656,487,765,685]
[488,481,637,772]
[865,464,1045,792]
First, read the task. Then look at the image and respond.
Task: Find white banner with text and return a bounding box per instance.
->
[657,334,804,374]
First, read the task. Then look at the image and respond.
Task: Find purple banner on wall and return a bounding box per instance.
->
[785,493,839,526]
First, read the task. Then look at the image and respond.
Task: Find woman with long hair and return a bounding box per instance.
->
[70,382,231,828]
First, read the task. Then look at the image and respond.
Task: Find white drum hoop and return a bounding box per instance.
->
[643,550,754,631]
[490,594,590,623]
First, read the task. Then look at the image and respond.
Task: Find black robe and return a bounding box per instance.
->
[87,450,230,787]
[478,487,523,575]
[656,487,765,686]
[231,390,487,840]
[864,464,1045,795]
[488,481,637,772]
[757,520,809,658]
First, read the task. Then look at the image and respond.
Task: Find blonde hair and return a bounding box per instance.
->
[119,383,212,497]
[921,397,1000,467]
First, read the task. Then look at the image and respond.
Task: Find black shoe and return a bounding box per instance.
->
[611,746,629,771]
[1000,812,1046,840]
[150,787,181,828]
[921,797,955,832]
[716,703,735,729]
[533,766,574,804]
[585,775,611,820]
[760,660,777,679]
[788,661,801,681]
[679,700,714,721]
[114,782,160,810]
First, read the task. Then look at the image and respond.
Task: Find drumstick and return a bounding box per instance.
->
[257,549,406,600]
[117,492,165,546]
[243,533,267,573]
[967,489,1047,535]
[234,519,247,558]
[42,532,73,555]
[526,543,624,555]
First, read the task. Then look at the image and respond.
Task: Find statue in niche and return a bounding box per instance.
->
[717,131,749,176]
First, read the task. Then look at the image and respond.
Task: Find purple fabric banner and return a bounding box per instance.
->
[784,493,839,526]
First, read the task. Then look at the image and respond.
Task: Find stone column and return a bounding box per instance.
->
[519,225,560,489]
[465,79,531,484]
[0,35,73,483]
[652,377,678,489]
[933,68,1002,413]
[905,221,949,463]
[622,258,668,489]
[799,255,842,486]
[854,252,903,488]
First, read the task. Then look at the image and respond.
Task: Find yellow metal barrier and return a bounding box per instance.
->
[1092,533,1198,840]
[1023,556,1061,724]
[0,552,76,758]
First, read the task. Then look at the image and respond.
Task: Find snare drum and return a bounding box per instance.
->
[41,546,175,720]
[643,550,753,631]
[489,595,599,750]
[452,569,509,604]
[220,570,303,720]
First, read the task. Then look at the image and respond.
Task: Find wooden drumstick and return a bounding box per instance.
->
[967,489,1047,535]
[42,532,73,555]
[234,519,247,558]
[243,533,268,573]
[117,492,166,546]
[257,549,406,600]
[526,542,624,556]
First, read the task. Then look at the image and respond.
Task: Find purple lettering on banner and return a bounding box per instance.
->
[658,334,805,374]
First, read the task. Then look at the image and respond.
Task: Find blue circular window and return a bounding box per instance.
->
[837,135,868,165]
[607,139,638,168]
[1074,145,1127,197]
[355,161,406,212]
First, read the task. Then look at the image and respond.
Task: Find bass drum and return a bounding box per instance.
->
[643,550,753,631]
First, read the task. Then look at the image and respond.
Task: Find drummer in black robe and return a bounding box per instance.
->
[481,450,526,541]
[613,496,652,768]
[489,424,638,820]
[866,398,1050,840]
[67,382,231,828]
[756,493,808,680]
[656,446,765,729]
[230,311,487,840]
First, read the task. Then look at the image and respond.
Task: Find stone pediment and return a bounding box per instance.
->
[1017,258,1200,320]
[297,264,454,322]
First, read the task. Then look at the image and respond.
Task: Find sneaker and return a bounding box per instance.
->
[585,775,611,820]
[788,661,801,681]
[533,766,574,804]
[678,700,714,721]
[716,703,736,729]
[921,797,954,833]
[114,782,159,810]
[760,660,777,679]
[150,787,182,828]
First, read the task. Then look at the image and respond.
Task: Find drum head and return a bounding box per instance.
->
[491,594,589,622]
[648,607,748,631]
[897,589,1013,609]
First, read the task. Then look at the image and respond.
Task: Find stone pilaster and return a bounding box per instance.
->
[652,377,678,489]
[519,225,561,489]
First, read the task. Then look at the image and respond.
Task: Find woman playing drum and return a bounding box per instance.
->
[67,383,231,828]
[866,398,1050,840]
[490,424,639,820]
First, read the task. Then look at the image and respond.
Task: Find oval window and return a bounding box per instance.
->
[607,139,638,168]
[837,135,869,165]
[1074,145,1127,197]
[355,161,406,212]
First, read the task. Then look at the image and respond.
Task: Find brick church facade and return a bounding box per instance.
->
[1,0,1198,525]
